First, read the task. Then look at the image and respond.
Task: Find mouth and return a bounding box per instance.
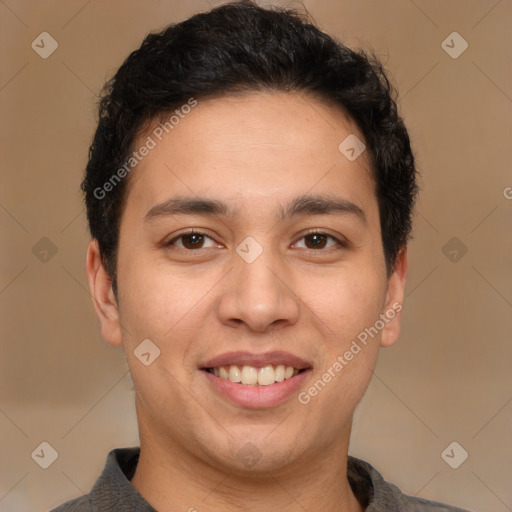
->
[199,351,312,408]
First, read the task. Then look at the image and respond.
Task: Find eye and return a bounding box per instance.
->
[167,231,218,250]
[165,230,346,252]
[293,231,345,250]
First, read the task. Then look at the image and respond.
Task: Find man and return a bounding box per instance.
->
[52,1,472,511]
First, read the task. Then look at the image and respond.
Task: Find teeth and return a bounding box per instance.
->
[241,365,258,385]
[257,365,275,386]
[210,364,301,386]
[228,365,241,383]
[274,364,285,382]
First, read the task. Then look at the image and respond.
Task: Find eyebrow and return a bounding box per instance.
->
[144,193,366,224]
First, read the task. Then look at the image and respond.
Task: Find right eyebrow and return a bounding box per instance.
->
[144,197,228,222]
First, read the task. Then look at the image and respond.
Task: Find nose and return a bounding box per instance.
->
[216,242,300,332]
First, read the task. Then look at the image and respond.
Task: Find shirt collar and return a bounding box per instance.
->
[90,447,156,511]
[90,447,396,511]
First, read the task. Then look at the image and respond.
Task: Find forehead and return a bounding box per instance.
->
[122,91,376,222]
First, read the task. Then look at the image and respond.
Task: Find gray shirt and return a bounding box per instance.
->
[50,447,472,511]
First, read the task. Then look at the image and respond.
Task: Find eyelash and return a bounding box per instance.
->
[166,229,347,252]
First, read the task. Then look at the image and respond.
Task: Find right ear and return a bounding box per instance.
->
[85,239,123,347]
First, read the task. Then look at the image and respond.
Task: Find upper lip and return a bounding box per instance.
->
[200,351,312,370]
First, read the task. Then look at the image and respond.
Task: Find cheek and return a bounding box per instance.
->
[116,263,209,407]
[297,275,384,438]
[117,248,214,337]
[305,263,386,341]
[116,253,226,398]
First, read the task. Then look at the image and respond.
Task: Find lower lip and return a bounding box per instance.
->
[201,369,311,409]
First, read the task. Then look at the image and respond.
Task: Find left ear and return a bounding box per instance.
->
[380,246,408,348]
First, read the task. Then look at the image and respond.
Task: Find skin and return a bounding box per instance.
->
[86,91,407,512]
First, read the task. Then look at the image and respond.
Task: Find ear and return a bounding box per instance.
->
[85,239,123,347]
[380,246,408,348]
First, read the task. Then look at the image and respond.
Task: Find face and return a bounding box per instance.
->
[87,91,407,477]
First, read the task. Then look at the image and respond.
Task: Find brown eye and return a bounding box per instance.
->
[295,232,342,250]
[167,231,217,250]
[304,233,328,249]
[181,233,205,249]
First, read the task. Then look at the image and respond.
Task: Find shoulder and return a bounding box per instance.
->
[347,456,472,512]
[387,482,472,511]
[49,495,93,512]
[49,447,147,512]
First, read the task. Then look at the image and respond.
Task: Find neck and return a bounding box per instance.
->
[130,428,363,512]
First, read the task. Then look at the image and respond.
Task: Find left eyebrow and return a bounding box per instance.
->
[280,193,366,224]
[144,196,228,221]
[144,193,366,224]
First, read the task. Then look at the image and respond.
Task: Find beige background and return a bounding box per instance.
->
[1,0,511,511]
